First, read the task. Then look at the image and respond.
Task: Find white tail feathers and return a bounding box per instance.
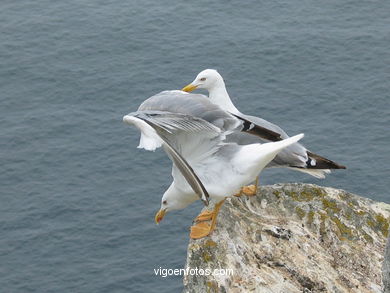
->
[123,115,163,151]
[274,133,304,151]
[262,133,304,158]
[291,168,331,179]
[234,133,305,172]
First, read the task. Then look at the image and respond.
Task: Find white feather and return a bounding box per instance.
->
[123,115,162,151]
[289,168,331,179]
[233,134,305,175]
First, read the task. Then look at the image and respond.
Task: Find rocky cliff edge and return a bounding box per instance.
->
[184,183,390,293]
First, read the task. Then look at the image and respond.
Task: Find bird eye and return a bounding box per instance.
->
[200,77,206,81]
[163,200,167,205]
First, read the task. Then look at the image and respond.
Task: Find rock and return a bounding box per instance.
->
[183,183,390,293]
[384,237,390,292]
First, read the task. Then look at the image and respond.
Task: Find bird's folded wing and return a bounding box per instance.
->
[232,113,346,170]
[230,113,284,142]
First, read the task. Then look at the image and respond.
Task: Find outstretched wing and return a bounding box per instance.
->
[139,90,284,141]
[138,90,242,133]
[123,111,223,206]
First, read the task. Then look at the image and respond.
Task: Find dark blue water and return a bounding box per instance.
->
[1,0,389,292]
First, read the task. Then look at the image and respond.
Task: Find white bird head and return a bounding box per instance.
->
[182,69,224,92]
[154,185,195,224]
[181,69,239,113]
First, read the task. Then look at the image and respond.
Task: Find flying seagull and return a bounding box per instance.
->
[182,69,346,183]
[123,90,304,239]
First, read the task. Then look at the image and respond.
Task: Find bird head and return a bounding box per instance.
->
[155,198,169,224]
[154,188,193,224]
[182,69,224,92]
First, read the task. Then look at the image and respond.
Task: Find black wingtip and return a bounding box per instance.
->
[306,151,346,169]
[231,113,283,141]
[201,197,209,206]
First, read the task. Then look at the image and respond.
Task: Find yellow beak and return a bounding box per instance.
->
[181,83,198,92]
[155,208,167,224]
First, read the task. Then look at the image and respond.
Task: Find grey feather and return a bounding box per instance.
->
[228,113,309,168]
[129,110,221,134]
[139,91,241,133]
[230,112,345,172]
[133,112,210,205]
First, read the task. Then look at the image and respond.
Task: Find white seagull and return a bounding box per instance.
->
[182,69,345,183]
[123,90,304,239]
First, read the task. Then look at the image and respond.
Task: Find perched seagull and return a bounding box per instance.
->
[123,90,304,239]
[182,69,346,183]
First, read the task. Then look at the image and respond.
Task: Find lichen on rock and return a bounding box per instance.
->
[183,183,390,293]
[384,237,390,293]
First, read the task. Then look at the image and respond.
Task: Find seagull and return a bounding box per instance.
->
[123,90,304,239]
[182,69,346,185]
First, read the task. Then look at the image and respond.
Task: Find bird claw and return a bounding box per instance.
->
[234,177,259,197]
[190,222,212,239]
[241,184,257,196]
[194,210,214,222]
[234,185,257,197]
[190,200,225,239]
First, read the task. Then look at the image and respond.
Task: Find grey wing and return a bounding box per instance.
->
[238,113,289,139]
[134,110,221,134]
[233,113,345,173]
[129,109,224,160]
[233,113,309,168]
[127,110,223,205]
[139,91,284,141]
[158,132,209,206]
[139,91,242,133]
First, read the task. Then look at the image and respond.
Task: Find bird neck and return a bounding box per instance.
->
[208,82,240,115]
[165,182,198,210]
